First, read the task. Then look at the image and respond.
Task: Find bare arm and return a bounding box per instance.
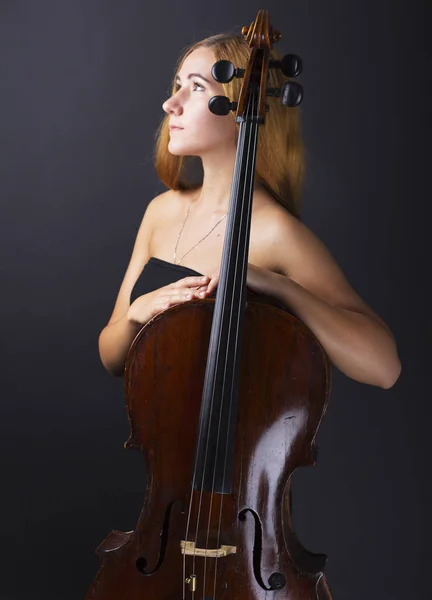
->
[98,193,161,377]
[98,313,144,377]
[269,273,400,388]
[98,189,212,377]
[255,205,402,388]
[99,275,211,377]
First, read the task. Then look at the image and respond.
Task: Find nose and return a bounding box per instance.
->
[162,93,184,116]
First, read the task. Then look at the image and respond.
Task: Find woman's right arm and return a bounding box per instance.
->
[98,313,145,377]
[98,192,162,377]
[98,191,213,377]
[99,274,212,377]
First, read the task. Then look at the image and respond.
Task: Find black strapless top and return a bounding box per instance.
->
[130,257,204,303]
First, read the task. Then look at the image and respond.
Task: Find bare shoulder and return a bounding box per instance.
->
[130,188,176,255]
[105,188,176,326]
[148,187,194,227]
[256,197,393,336]
[145,187,179,220]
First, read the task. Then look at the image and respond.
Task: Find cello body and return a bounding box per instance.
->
[86,295,332,599]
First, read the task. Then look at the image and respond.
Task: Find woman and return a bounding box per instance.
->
[98,32,401,389]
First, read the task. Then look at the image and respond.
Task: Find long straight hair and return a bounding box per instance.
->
[154,33,305,219]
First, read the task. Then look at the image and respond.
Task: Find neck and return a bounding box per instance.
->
[192,146,237,213]
[189,144,263,214]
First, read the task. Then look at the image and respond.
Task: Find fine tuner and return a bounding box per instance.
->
[209,54,304,116]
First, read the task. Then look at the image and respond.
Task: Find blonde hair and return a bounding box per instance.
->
[154,32,305,219]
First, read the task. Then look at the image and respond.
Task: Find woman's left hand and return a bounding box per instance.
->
[201,263,280,298]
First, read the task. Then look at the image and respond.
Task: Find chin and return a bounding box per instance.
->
[168,143,202,157]
[168,148,191,157]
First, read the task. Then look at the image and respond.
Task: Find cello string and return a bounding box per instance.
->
[182,337,218,597]
[181,152,242,595]
[183,110,248,598]
[212,87,259,600]
[182,72,259,598]
[202,116,251,597]
[198,115,248,599]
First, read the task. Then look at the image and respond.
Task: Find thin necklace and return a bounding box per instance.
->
[173,195,228,266]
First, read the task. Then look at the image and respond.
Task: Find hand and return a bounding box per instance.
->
[204,263,280,298]
[127,274,212,325]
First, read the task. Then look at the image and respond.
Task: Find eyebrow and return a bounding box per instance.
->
[175,72,213,85]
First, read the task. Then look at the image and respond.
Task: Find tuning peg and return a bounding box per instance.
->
[266,82,303,107]
[208,95,238,116]
[211,60,245,84]
[269,54,302,77]
[280,82,303,107]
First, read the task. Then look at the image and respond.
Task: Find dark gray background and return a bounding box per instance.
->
[1,1,430,598]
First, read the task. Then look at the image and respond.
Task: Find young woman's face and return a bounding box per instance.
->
[162,47,237,157]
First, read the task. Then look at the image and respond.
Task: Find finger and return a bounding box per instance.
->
[168,292,193,302]
[206,278,219,294]
[175,275,210,288]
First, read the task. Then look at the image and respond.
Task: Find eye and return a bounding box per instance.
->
[173,80,205,93]
[192,81,205,91]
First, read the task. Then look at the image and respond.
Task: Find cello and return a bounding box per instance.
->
[86,10,333,599]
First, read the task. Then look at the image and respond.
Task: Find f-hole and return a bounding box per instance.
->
[136,500,184,575]
[238,508,286,591]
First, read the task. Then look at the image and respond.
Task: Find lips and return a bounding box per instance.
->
[169,125,184,130]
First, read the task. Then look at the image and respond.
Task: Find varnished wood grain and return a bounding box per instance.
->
[85,295,332,600]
